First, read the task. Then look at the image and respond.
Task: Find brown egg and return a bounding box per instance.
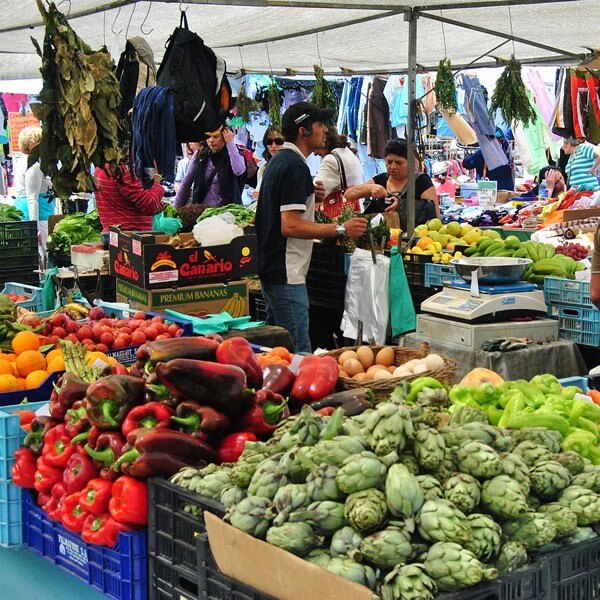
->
[374,369,393,380]
[376,346,395,367]
[366,364,386,377]
[338,350,358,366]
[356,346,375,369]
[352,372,369,381]
[343,358,364,377]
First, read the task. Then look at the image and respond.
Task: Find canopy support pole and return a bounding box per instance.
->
[405,8,418,239]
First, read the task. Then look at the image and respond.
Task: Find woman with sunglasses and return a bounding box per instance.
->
[174,127,247,207]
[251,128,285,201]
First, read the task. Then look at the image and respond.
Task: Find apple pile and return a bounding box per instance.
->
[38,308,184,352]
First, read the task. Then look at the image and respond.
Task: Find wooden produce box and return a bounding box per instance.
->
[108,226,257,290]
[115,279,249,318]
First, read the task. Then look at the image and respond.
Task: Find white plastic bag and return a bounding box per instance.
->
[340,248,390,344]
[192,215,244,246]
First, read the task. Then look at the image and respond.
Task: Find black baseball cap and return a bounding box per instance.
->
[281,102,335,140]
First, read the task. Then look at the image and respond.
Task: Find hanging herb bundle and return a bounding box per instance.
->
[312,65,337,117]
[235,83,261,124]
[267,81,282,130]
[434,58,457,114]
[31,0,123,199]
[489,56,537,127]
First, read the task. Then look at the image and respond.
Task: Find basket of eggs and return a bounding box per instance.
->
[323,344,457,397]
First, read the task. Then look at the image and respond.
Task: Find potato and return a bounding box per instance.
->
[338,350,358,365]
[343,358,364,377]
[375,346,395,367]
[356,346,375,369]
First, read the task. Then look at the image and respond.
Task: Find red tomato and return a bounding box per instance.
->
[155,334,170,341]
[80,338,94,347]
[65,320,79,334]
[92,326,104,341]
[131,330,147,345]
[144,325,159,341]
[77,325,93,341]
[119,326,132,335]
[128,320,142,331]
[100,332,114,347]
[118,333,131,346]
[167,323,180,337]
[133,312,146,321]
[96,343,109,353]
[53,327,67,339]
[112,337,127,349]
[65,334,79,344]
[151,316,164,323]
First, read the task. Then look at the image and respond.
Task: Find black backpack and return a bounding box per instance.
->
[116,37,157,122]
[157,12,232,143]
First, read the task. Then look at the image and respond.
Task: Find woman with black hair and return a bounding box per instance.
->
[174,127,246,207]
[251,127,285,202]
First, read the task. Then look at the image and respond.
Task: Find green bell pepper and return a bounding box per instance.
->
[405,377,443,404]
[504,413,571,438]
[562,430,600,465]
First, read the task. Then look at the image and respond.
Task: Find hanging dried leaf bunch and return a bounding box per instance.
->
[312,65,337,116]
[434,58,457,113]
[31,0,123,199]
[267,80,281,131]
[489,56,537,127]
[235,82,261,124]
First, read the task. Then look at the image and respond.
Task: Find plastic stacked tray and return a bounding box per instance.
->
[424,262,462,288]
[1,282,44,313]
[0,221,39,288]
[22,490,147,600]
[0,399,47,546]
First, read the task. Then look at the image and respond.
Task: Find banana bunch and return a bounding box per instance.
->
[464,235,524,258]
[52,303,90,320]
[222,293,247,318]
[523,255,584,284]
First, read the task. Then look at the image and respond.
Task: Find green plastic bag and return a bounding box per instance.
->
[389,247,416,336]
[152,211,182,235]
[42,267,59,311]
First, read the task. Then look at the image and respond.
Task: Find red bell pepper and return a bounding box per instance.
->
[71,424,102,448]
[63,451,100,494]
[61,492,89,533]
[79,478,113,516]
[23,416,58,455]
[121,402,173,438]
[34,457,64,494]
[170,402,230,438]
[85,432,126,481]
[37,491,51,509]
[65,401,90,439]
[238,389,289,437]
[262,363,296,397]
[109,476,148,525]
[290,355,338,408]
[137,336,219,366]
[12,447,37,488]
[49,373,90,420]
[42,424,76,468]
[217,432,258,463]
[15,410,36,427]
[43,481,67,521]
[81,513,133,547]
[215,337,263,389]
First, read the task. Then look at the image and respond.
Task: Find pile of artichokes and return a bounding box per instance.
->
[171,399,600,599]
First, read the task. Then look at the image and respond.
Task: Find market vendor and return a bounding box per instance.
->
[563,137,600,192]
[345,139,438,226]
[93,163,165,237]
[12,126,55,257]
[174,126,247,207]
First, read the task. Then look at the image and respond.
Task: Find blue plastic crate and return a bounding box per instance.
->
[558,376,590,393]
[1,282,44,313]
[424,262,462,288]
[22,490,147,600]
[0,479,22,546]
[0,371,60,408]
[544,276,593,308]
[547,303,600,347]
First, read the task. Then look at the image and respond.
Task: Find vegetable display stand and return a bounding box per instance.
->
[22,490,147,600]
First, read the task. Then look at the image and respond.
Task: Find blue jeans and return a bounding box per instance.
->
[260,281,311,353]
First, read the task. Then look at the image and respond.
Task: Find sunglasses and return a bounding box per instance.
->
[265,137,285,145]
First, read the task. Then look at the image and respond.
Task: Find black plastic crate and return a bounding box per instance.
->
[410,283,439,314]
[402,252,433,286]
[0,220,37,245]
[0,270,39,289]
[544,533,600,584]
[149,555,199,600]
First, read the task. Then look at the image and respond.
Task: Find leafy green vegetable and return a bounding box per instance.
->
[235,83,261,125]
[435,58,457,113]
[312,65,337,118]
[46,210,102,253]
[267,81,282,131]
[0,204,24,222]
[163,204,179,219]
[197,204,255,226]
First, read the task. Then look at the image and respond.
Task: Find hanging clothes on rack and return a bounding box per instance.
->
[367,77,391,159]
[525,68,561,141]
[336,79,351,135]
[551,69,575,140]
[513,91,551,176]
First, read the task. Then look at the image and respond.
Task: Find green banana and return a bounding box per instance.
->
[484,243,504,257]
[513,248,528,258]
[544,245,556,259]
[525,241,538,262]
[531,261,568,277]
[477,239,497,252]
[494,249,517,257]
[528,274,546,284]
[536,242,549,261]
[464,246,479,257]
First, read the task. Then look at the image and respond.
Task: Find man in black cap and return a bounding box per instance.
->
[255,102,368,353]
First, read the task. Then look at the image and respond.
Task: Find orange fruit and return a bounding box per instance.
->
[0,359,13,375]
[271,346,292,362]
[15,350,46,377]
[25,370,49,389]
[46,348,63,364]
[47,356,65,373]
[12,330,40,355]
[3,353,16,362]
[16,378,26,390]
[0,374,19,392]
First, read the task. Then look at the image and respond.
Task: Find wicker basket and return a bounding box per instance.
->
[323,344,457,398]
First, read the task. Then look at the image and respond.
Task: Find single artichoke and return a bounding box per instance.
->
[381,563,438,600]
[345,488,388,533]
[266,522,322,556]
[443,473,481,514]
[442,422,505,449]
[449,405,487,426]
[247,464,288,500]
[513,441,552,467]
[429,448,457,483]
[272,483,310,525]
[226,495,275,539]
[499,452,531,496]
[557,486,600,525]
[192,470,232,500]
[502,512,558,550]
[364,402,413,456]
[220,485,246,508]
[230,444,274,488]
[324,557,377,590]
[386,463,424,519]
[571,468,600,494]
[529,460,572,499]
[465,513,502,562]
[512,427,562,453]
[330,526,363,559]
[417,499,471,545]
[305,549,331,568]
[306,464,344,501]
[360,526,412,569]
[495,541,528,575]
[289,500,346,533]
[455,440,503,479]
[413,427,446,471]
[424,542,498,592]
[538,502,579,538]
[481,475,530,519]
[554,451,586,476]
[336,451,387,494]
[416,475,445,501]
[398,452,420,475]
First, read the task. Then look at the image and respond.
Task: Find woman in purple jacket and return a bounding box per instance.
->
[174,127,246,207]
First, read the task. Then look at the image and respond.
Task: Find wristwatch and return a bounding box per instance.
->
[335,223,346,237]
